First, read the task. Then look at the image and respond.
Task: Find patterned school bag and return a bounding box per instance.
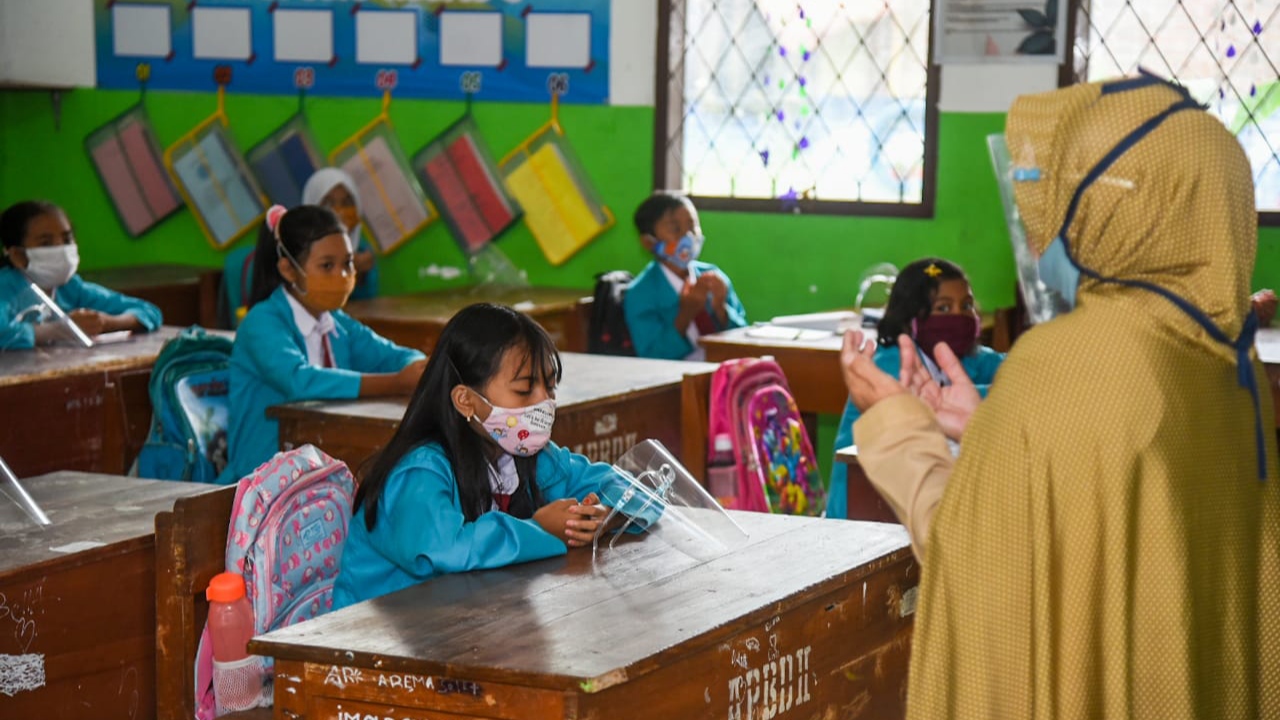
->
[136,326,233,483]
[194,445,356,718]
[707,357,826,516]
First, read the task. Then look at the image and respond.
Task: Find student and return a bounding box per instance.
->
[223,205,424,483]
[301,168,379,301]
[334,303,630,609]
[0,200,161,349]
[623,191,747,360]
[827,258,1004,519]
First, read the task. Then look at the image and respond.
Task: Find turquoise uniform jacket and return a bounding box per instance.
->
[224,286,423,482]
[0,266,162,350]
[827,344,1005,519]
[334,440,633,609]
[623,259,748,360]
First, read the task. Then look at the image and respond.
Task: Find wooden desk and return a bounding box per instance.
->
[0,472,219,719]
[82,263,221,329]
[252,512,916,720]
[270,353,716,481]
[0,326,194,477]
[344,286,592,354]
[835,445,900,524]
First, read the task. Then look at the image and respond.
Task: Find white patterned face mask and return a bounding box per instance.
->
[471,392,556,457]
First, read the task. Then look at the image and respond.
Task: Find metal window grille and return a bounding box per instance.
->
[655,0,939,216]
[1068,0,1280,217]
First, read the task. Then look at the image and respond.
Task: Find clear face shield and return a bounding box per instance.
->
[592,440,748,567]
[0,455,51,528]
[2,276,94,351]
[987,134,1073,324]
[854,262,898,328]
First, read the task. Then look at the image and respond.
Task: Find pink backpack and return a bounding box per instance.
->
[707,358,826,516]
[194,445,355,718]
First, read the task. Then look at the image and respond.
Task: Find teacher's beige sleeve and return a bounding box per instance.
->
[852,393,954,563]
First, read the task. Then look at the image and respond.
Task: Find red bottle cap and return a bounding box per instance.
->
[206,571,247,603]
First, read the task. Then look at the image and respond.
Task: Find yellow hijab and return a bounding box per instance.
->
[905,78,1280,719]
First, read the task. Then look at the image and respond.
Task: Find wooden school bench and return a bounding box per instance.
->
[153,484,272,720]
[0,325,196,478]
[81,263,221,330]
[835,445,899,524]
[0,471,220,719]
[251,512,917,720]
[268,353,717,481]
[343,286,592,354]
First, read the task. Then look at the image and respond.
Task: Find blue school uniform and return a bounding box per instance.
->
[223,286,423,482]
[623,259,748,360]
[0,266,162,350]
[334,440,631,609]
[349,239,379,301]
[827,344,1005,519]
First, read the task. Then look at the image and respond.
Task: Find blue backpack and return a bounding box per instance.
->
[136,326,234,483]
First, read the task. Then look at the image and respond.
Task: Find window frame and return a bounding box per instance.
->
[652,0,942,218]
[1062,0,1280,226]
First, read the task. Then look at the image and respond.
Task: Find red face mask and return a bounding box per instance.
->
[913,313,979,359]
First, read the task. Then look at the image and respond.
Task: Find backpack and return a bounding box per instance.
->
[136,326,234,483]
[587,270,636,356]
[707,358,826,516]
[194,445,356,718]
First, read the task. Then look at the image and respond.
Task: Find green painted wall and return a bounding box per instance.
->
[3,87,1278,317]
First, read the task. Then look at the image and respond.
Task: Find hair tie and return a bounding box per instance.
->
[265,204,288,239]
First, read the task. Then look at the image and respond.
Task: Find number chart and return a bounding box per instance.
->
[95,0,610,103]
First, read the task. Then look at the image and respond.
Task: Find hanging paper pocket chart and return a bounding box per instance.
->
[85,105,183,237]
[329,93,436,255]
[247,114,325,208]
[499,99,614,266]
[414,115,522,257]
[163,89,267,249]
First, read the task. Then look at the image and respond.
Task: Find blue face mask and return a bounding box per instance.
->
[1037,237,1081,310]
[652,231,703,271]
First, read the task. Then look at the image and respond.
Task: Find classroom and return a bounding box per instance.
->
[3,1,1280,718]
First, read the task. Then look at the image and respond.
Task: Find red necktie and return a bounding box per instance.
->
[320,332,335,368]
[493,494,512,514]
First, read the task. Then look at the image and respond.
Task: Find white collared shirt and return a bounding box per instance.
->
[283,290,336,367]
[488,454,518,511]
[660,262,706,361]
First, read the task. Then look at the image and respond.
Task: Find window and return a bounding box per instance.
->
[655,0,939,216]
[1068,0,1280,217]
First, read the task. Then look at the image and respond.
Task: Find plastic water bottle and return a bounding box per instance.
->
[707,433,737,507]
[207,572,254,662]
[206,572,263,712]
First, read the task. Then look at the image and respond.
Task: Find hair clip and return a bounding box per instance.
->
[925,263,942,277]
[265,204,288,239]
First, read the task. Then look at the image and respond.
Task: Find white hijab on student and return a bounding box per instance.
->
[301,168,362,246]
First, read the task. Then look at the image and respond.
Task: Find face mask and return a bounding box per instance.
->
[23,244,79,289]
[913,313,979,359]
[471,392,556,457]
[652,231,703,271]
[280,243,356,312]
[1036,237,1081,310]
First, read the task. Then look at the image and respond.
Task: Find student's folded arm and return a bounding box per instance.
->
[721,280,749,330]
[538,443,658,533]
[337,314,425,373]
[624,295,694,359]
[0,317,36,350]
[65,277,162,331]
[378,463,567,577]
[853,393,954,564]
[240,320,362,400]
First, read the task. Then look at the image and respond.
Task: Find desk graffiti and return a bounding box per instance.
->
[324,665,364,689]
[0,586,43,653]
[572,431,638,466]
[377,672,434,693]
[727,643,812,720]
